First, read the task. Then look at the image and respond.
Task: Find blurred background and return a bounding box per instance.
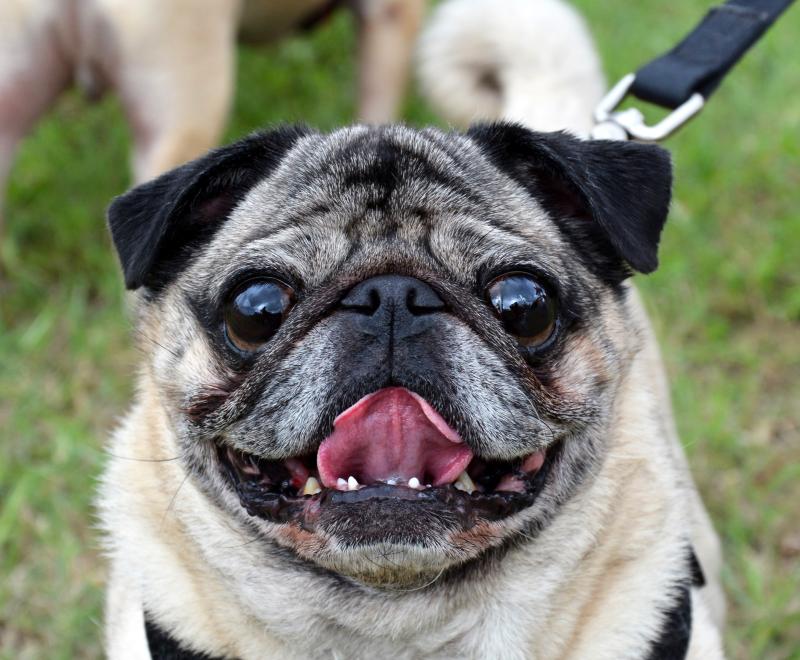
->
[0,0,797,657]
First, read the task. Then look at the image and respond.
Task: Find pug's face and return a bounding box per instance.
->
[109,124,671,588]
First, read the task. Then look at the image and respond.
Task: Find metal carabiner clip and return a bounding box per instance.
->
[591,73,705,142]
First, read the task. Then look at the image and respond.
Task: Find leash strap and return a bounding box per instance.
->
[632,0,794,108]
[145,615,232,660]
[643,548,707,660]
[592,0,795,141]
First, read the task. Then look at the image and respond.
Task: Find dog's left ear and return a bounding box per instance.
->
[467,123,673,281]
[107,125,310,292]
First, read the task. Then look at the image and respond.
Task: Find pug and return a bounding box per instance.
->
[99,123,725,659]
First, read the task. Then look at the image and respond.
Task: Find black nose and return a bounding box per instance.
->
[340,275,445,337]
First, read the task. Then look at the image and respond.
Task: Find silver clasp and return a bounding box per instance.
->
[591,73,705,142]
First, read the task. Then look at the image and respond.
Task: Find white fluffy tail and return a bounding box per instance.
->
[417,0,605,135]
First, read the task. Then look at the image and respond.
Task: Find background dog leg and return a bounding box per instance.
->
[0,3,71,229]
[353,0,426,123]
[103,0,239,182]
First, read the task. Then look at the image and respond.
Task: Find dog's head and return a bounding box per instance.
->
[108,124,671,588]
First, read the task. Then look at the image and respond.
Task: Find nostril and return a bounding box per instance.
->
[341,286,381,315]
[367,289,380,314]
[407,287,445,316]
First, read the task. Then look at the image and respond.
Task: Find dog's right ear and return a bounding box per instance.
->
[107,126,309,292]
[467,123,672,284]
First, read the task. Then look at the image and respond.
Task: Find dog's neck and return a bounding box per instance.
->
[114,336,703,658]
[143,553,702,660]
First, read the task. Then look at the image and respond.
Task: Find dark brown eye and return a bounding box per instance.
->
[224,279,295,352]
[486,273,556,348]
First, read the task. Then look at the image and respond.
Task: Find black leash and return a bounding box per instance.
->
[145,616,231,660]
[592,0,795,141]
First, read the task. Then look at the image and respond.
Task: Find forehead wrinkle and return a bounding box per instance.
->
[237,206,334,246]
[340,239,436,277]
[427,202,577,285]
[470,183,579,261]
[228,125,501,251]
[324,166,485,216]
[221,228,351,286]
[323,124,464,175]
[234,169,487,255]
[315,127,486,204]
[410,178,482,210]
[203,250,305,305]
[343,185,459,231]
[261,128,370,192]
[415,125,482,173]
[429,222,556,282]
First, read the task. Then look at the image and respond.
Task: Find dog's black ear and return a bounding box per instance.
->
[467,123,673,281]
[107,125,309,292]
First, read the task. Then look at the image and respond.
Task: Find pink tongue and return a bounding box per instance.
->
[317,387,473,488]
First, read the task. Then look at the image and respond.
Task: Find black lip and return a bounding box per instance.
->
[218,443,558,530]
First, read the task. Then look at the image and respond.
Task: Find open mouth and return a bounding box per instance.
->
[218,387,554,527]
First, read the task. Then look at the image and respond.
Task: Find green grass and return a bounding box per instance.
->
[1,2,798,657]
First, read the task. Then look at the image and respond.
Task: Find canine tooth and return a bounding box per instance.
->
[454,471,476,494]
[337,478,348,490]
[302,477,321,496]
[347,476,359,491]
[408,477,421,489]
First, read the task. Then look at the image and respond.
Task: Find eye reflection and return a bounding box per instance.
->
[486,273,556,348]
[223,279,295,352]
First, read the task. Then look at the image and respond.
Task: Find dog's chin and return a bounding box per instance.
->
[312,542,462,590]
[280,489,545,588]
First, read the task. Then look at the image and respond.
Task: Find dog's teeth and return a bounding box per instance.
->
[337,478,348,491]
[302,477,321,496]
[387,478,397,486]
[454,471,476,494]
[347,476,359,491]
[408,477,421,489]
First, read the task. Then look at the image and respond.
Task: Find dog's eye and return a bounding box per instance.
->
[224,279,296,352]
[486,273,556,348]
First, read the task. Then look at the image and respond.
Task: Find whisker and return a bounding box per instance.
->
[391,566,446,592]
[521,387,556,446]
[103,449,181,463]
[219,536,264,551]
[136,329,182,359]
[161,473,190,525]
